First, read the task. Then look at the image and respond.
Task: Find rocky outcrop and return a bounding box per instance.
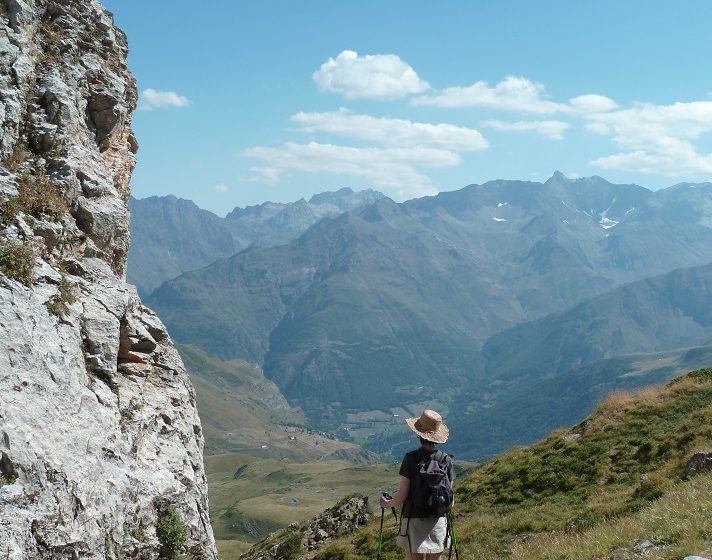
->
[0,0,215,558]
[241,496,371,560]
[682,452,712,480]
[593,543,711,560]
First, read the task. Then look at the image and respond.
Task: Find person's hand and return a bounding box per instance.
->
[379,495,391,509]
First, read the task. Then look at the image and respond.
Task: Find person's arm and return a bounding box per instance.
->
[379,475,409,508]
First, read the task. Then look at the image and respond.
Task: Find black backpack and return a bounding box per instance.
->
[412,450,453,517]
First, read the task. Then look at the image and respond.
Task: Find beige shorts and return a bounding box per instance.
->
[396,516,449,554]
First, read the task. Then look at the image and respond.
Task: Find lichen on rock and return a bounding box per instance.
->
[0,1,216,558]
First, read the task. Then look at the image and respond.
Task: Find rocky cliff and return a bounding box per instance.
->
[241,496,371,560]
[0,1,216,558]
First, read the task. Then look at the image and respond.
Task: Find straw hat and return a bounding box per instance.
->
[405,409,449,444]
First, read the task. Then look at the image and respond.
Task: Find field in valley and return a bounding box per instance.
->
[206,453,399,557]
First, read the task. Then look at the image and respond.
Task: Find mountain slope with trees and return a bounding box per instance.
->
[145,175,712,455]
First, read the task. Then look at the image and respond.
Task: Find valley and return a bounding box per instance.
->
[140,176,712,557]
[135,175,712,460]
[258,368,712,560]
[3,1,709,557]
[206,454,398,556]
[182,344,477,558]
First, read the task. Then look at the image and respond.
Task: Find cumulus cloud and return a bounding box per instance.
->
[139,89,191,111]
[312,50,430,100]
[569,94,619,113]
[214,183,229,193]
[291,109,488,151]
[242,166,281,185]
[412,75,568,114]
[240,142,460,199]
[484,120,571,140]
[584,122,611,135]
[411,76,623,118]
[587,101,712,176]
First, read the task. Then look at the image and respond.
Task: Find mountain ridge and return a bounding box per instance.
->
[128,187,385,295]
[145,173,712,456]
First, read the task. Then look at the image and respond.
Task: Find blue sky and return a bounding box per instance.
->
[103,1,712,215]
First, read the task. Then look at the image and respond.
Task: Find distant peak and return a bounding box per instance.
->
[358,196,398,222]
[547,171,570,183]
[308,187,385,209]
[546,172,613,187]
[307,187,357,204]
[134,194,199,207]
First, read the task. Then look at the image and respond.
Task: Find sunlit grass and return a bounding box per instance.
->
[509,472,712,559]
[284,369,712,560]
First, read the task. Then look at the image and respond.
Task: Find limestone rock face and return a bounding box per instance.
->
[0,1,216,558]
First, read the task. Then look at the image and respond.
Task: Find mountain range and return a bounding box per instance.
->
[127,188,383,296]
[136,174,712,458]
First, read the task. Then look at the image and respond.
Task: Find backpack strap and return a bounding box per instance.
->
[439,451,452,484]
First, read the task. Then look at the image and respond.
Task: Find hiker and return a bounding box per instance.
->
[380,409,454,560]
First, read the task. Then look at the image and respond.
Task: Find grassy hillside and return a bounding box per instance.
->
[182,345,401,556]
[206,455,397,547]
[448,342,712,459]
[178,344,306,455]
[307,368,712,560]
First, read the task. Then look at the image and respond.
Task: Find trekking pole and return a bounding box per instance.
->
[447,512,460,560]
[382,492,398,521]
[375,506,385,560]
[376,492,398,559]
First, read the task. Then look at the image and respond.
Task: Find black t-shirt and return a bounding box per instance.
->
[398,447,454,518]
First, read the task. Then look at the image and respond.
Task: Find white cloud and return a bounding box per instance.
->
[214,183,229,193]
[291,109,488,151]
[412,75,568,114]
[587,101,712,176]
[585,122,611,135]
[312,50,430,100]
[139,89,191,111]
[242,166,281,185]
[240,142,460,199]
[568,94,619,113]
[484,120,571,140]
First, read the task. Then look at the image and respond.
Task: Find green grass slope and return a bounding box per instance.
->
[181,345,395,556]
[448,342,712,459]
[178,344,305,455]
[306,368,712,560]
